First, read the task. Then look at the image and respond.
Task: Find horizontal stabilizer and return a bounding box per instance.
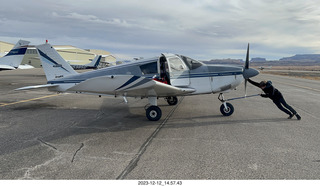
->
[18,64,35,69]
[15,84,58,91]
[0,64,16,70]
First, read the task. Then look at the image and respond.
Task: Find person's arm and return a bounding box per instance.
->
[247,79,260,87]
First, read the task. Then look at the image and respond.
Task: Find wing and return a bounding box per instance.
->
[67,75,195,97]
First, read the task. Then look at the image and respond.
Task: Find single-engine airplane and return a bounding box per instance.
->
[69,55,102,70]
[17,43,259,121]
[258,66,272,71]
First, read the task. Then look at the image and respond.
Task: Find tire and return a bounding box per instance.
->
[146,106,162,121]
[166,96,178,105]
[220,102,234,116]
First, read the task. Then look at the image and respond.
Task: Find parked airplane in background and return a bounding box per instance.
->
[0,40,33,70]
[69,55,102,70]
[258,66,272,70]
[17,43,259,121]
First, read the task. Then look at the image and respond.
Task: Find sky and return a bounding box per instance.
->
[1,0,320,61]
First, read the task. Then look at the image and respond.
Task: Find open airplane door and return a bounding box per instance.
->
[162,53,190,87]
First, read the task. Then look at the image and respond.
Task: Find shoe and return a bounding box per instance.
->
[295,113,301,120]
[288,114,294,119]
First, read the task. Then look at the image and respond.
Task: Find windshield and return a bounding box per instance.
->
[178,55,203,70]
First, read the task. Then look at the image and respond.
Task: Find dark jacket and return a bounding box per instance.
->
[248,79,282,101]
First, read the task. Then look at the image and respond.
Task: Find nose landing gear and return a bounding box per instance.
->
[218,93,234,116]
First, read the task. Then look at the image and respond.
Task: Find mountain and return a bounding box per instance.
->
[280,54,320,62]
[204,54,320,66]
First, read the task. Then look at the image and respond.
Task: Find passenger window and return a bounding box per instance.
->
[139,62,158,75]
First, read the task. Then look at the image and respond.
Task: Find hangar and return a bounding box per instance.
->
[0,40,117,68]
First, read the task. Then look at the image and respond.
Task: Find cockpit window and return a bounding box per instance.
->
[179,55,203,70]
[139,62,158,75]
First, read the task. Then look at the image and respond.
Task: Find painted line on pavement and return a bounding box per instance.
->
[0,94,60,107]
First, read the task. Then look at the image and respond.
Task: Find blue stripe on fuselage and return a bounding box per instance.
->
[47,72,242,84]
[172,71,243,79]
[116,76,140,90]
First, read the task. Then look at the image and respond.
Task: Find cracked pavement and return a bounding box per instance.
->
[1,69,320,179]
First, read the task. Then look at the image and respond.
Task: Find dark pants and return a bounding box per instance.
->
[273,96,297,116]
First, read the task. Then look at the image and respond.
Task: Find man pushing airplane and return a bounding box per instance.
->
[248,79,301,120]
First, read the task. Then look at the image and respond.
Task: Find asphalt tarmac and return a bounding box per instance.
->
[1,69,320,179]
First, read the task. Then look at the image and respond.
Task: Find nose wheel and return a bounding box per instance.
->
[218,93,234,116]
[220,102,234,116]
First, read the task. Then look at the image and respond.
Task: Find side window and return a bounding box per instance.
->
[167,57,187,72]
[139,62,158,75]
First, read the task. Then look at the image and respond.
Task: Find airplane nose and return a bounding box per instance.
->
[243,68,260,79]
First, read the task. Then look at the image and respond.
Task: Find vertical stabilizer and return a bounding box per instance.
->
[36,43,77,81]
[0,40,30,70]
[12,40,30,49]
[89,55,102,68]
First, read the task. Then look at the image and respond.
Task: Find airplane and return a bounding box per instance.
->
[69,55,102,70]
[17,43,259,121]
[0,40,32,70]
[258,66,272,70]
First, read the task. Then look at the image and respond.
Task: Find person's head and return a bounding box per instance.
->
[259,81,267,89]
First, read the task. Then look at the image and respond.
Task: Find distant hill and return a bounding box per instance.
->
[204,59,244,66]
[280,54,320,62]
[204,54,320,66]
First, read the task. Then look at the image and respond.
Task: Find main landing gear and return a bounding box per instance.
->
[145,97,162,121]
[218,93,234,116]
[146,105,162,121]
[165,96,178,105]
[145,96,178,121]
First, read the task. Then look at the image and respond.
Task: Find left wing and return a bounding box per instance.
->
[67,75,195,97]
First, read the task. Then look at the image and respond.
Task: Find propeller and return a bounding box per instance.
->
[243,43,259,97]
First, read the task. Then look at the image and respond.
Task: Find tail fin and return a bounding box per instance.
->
[12,40,30,49]
[70,55,102,70]
[0,39,30,70]
[36,43,77,81]
[89,55,102,68]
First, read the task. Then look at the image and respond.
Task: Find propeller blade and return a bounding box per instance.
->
[244,79,247,97]
[245,43,250,69]
[242,43,259,79]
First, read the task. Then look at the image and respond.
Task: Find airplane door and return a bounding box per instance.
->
[163,54,190,87]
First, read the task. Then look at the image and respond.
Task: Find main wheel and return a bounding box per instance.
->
[166,96,178,105]
[220,102,234,116]
[146,106,162,121]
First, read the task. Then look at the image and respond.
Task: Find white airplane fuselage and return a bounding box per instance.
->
[46,53,244,97]
[17,43,259,121]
